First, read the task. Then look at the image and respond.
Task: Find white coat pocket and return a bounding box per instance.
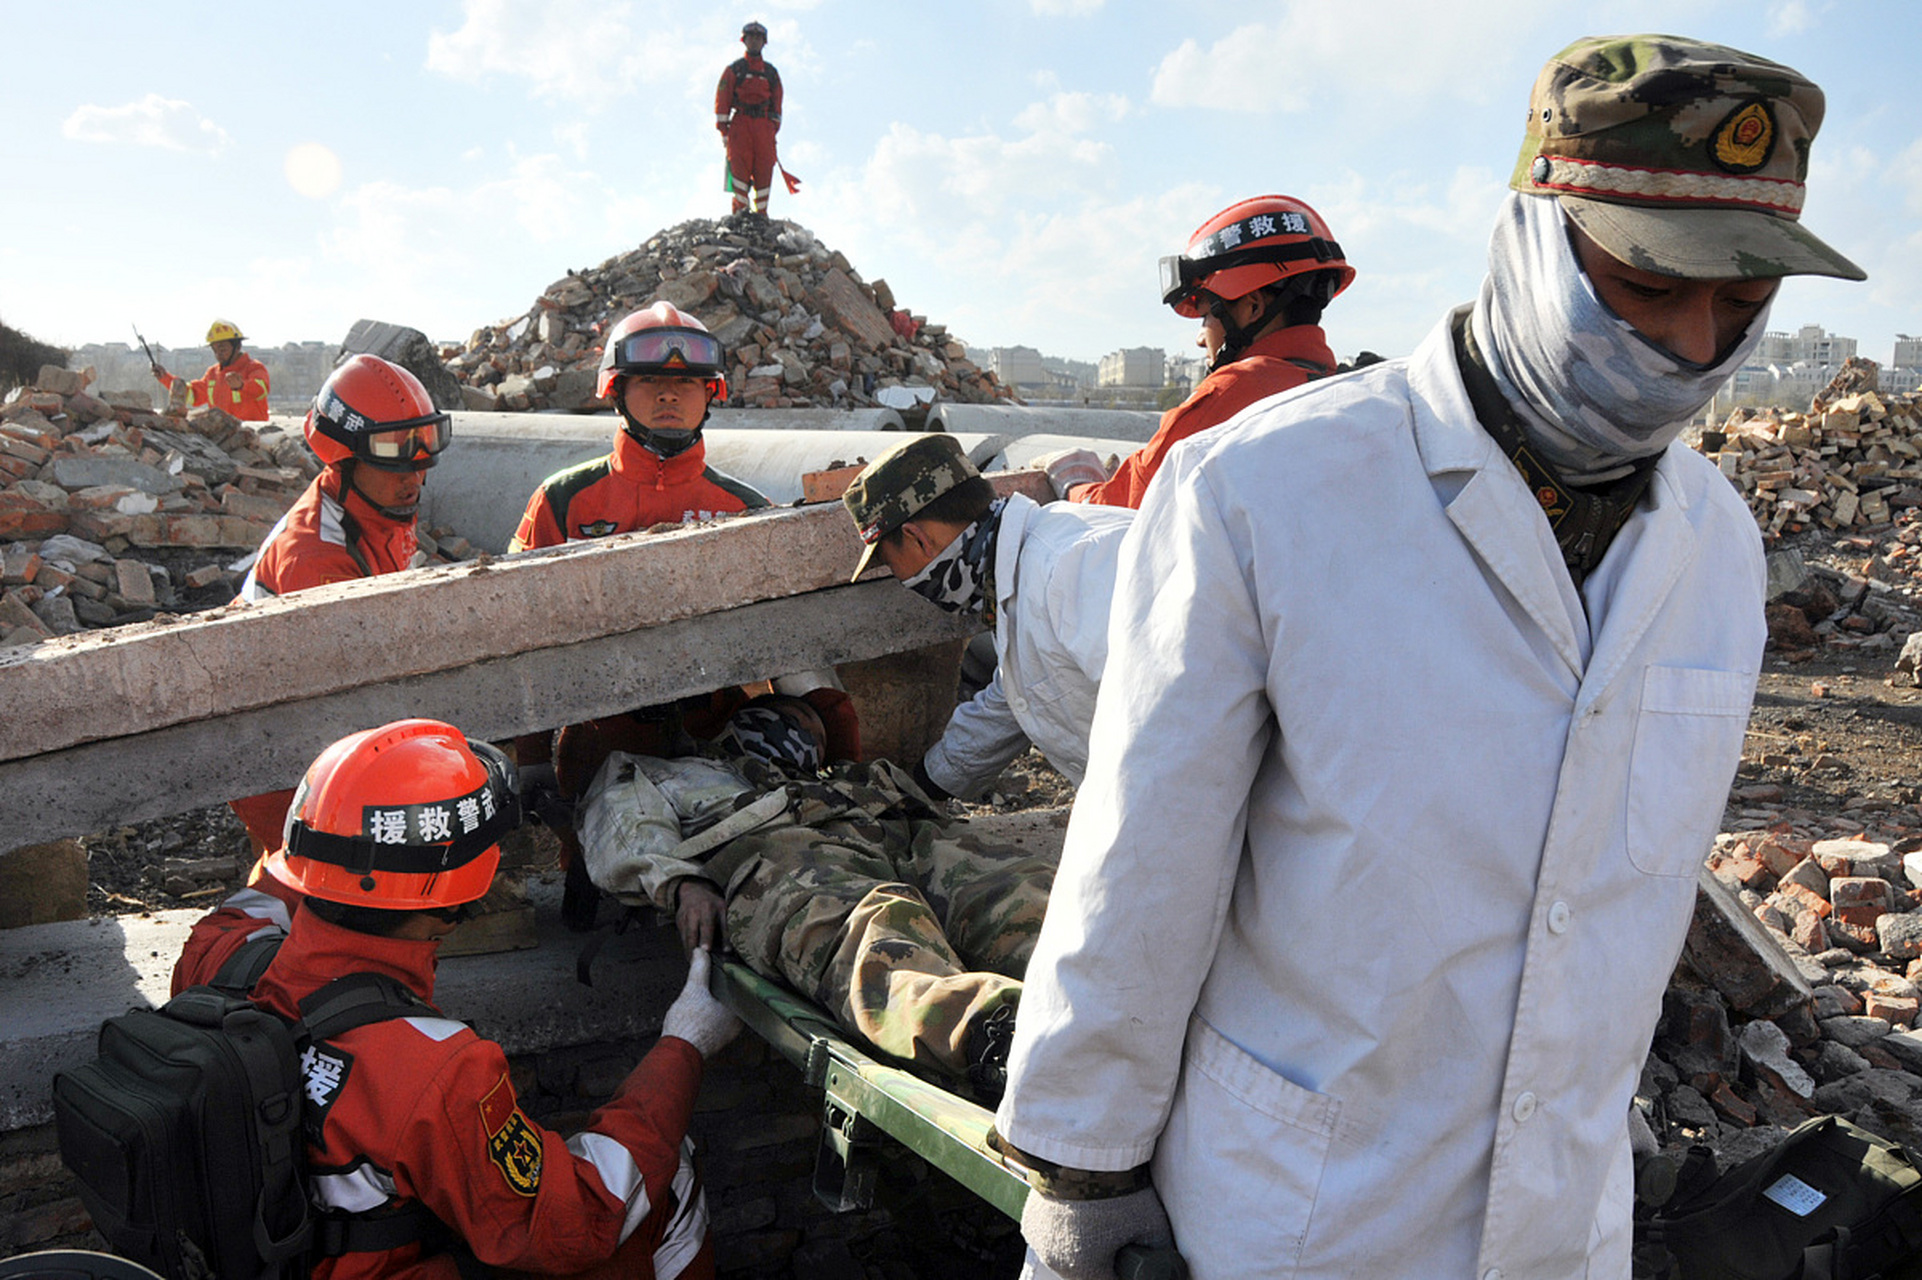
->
[1155,1015,1339,1279]
[1625,665,1754,877]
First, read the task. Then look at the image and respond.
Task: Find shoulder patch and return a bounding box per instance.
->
[300,1041,355,1143]
[479,1073,542,1197]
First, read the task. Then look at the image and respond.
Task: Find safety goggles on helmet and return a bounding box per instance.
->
[610,327,727,375]
[1159,236,1346,315]
[284,739,520,882]
[316,383,452,470]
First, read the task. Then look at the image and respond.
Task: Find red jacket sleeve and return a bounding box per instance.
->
[396,1035,703,1273]
[509,486,564,552]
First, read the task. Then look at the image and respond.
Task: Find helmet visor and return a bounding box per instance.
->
[360,414,452,466]
[613,328,725,373]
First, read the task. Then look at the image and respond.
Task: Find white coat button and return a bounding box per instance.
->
[1513,1092,1539,1123]
[1547,900,1571,934]
[1484,1269,1503,1280]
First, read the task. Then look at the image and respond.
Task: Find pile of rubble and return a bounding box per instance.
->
[0,366,472,647]
[1699,360,1922,542]
[1652,831,1922,1163]
[441,216,1011,413]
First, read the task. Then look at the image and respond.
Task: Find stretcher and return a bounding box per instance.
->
[713,958,1189,1280]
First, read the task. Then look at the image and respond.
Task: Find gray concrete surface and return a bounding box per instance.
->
[0,808,1068,1132]
[929,403,1161,443]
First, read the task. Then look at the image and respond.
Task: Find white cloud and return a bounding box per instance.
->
[1767,0,1818,35]
[1014,91,1131,136]
[61,94,230,154]
[1150,0,1543,113]
[425,0,715,106]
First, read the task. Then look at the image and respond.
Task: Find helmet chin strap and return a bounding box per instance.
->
[617,393,711,457]
[340,458,420,522]
[1207,292,1276,372]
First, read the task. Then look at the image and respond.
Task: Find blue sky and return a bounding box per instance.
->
[4,0,1917,370]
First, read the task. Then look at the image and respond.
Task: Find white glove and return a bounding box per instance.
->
[1030,448,1111,499]
[660,947,742,1058]
[1020,1185,1174,1280]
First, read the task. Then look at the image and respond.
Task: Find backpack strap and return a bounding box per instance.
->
[209,927,286,994]
[297,971,437,1040]
[295,973,447,1258]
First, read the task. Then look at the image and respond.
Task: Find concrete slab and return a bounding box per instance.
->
[0,809,1067,1132]
[930,403,1161,443]
[985,433,1148,475]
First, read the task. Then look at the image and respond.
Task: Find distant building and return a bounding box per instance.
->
[1098,346,1164,389]
[1712,323,1861,414]
[984,345,1047,388]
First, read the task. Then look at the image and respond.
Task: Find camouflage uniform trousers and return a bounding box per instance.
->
[722,807,1054,1081]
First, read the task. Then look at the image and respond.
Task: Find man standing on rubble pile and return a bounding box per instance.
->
[578,696,1054,1103]
[714,21,783,218]
[841,434,1132,801]
[150,319,272,422]
[995,35,1866,1280]
[1042,196,1355,508]
[222,355,452,856]
[250,718,736,1280]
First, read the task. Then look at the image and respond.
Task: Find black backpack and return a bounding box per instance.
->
[52,951,438,1280]
[1636,1115,1922,1280]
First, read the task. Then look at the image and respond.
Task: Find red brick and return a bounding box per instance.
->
[1831,876,1896,928]
[1864,993,1919,1028]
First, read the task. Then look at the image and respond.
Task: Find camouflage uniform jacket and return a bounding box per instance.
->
[578,753,943,911]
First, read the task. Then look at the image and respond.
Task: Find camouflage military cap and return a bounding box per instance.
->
[841,434,979,582]
[1511,34,1864,281]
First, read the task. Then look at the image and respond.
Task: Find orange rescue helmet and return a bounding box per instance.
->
[264,719,518,911]
[305,355,452,473]
[596,303,729,402]
[1159,195,1355,319]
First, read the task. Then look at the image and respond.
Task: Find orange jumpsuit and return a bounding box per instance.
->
[253,907,713,1280]
[1069,325,1336,508]
[714,54,782,214]
[169,866,304,996]
[509,432,768,552]
[229,468,422,848]
[159,352,272,421]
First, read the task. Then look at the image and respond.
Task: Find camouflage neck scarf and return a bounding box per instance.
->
[1471,193,1771,484]
[901,497,1004,627]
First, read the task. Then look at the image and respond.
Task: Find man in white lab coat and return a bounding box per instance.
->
[842,434,1133,799]
[995,35,1867,1280]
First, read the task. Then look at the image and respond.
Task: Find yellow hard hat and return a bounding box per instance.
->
[206,319,244,345]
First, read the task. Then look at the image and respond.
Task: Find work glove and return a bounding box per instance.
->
[516,762,574,831]
[911,755,954,803]
[1021,1184,1174,1280]
[661,947,742,1058]
[150,363,169,383]
[1030,448,1111,500]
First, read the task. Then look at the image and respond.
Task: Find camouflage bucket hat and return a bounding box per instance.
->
[1511,34,1864,281]
[841,434,979,582]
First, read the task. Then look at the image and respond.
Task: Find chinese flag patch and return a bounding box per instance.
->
[479,1073,542,1196]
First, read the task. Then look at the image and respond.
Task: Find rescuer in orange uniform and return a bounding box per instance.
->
[510,303,767,550]
[1052,196,1356,508]
[510,304,778,928]
[224,355,452,855]
[150,319,273,421]
[244,719,736,1280]
[715,21,783,217]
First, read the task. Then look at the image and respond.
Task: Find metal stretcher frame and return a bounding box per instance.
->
[713,958,1189,1280]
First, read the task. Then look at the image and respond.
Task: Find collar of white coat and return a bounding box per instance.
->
[991,489,1040,610]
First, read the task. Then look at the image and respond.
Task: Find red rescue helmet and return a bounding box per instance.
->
[596,303,729,403]
[1159,195,1355,319]
[305,355,452,472]
[263,719,518,911]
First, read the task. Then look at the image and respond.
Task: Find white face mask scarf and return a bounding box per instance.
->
[1470,192,1774,484]
[900,498,1005,622]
